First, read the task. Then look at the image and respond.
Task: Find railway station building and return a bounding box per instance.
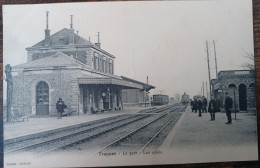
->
[10,13,155,117]
[121,76,155,107]
[211,70,255,112]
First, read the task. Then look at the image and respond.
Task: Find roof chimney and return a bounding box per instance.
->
[45,11,51,46]
[95,32,101,48]
[69,15,74,45]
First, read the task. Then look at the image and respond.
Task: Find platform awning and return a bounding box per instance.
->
[78,78,143,89]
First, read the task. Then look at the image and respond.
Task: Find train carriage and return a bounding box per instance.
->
[151,94,169,106]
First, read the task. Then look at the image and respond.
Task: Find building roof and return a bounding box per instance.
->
[120,76,155,91]
[78,78,143,89]
[29,28,92,48]
[26,28,116,58]
[13,52,85,70]
[217,70,254,80]
[12,52,144,89]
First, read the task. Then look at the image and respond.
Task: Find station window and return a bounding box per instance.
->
[99,57,102,71]
[102,57,106,73]
[93,54,98,70]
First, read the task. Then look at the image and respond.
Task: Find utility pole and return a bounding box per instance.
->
[70,15,73,29]
[206,81,209,99]
[203,81,205,97]
[213,40,218,77]
[206,41,212,97]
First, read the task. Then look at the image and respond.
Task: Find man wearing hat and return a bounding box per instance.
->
[56,98,67,119]
[224,92,233,124]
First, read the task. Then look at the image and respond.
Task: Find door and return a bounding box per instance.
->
[239,84,247,111]
[36,81,49,115]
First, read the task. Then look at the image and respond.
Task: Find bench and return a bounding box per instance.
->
[11,111,29,122]
[91,107,106,114]
[62,110,76,117]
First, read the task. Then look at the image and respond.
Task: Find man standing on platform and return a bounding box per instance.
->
[202,97,208,113]
[56,98,67,119]
[208,95,216,121]
[197,99,202,117]
[193,99,198,113]
[224,92,233,124]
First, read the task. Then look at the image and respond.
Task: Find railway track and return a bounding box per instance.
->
[5,114,150,155]
[95,106,183,154]
[5,103,187,156]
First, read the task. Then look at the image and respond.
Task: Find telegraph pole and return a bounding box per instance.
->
[206,81,209,99]
[213,40,218,77]
[203,81,205,97]
[206,41,212,97]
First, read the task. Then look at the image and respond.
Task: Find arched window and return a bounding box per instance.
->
[228,84,236,88]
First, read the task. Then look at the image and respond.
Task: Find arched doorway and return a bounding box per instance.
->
[36,81,49,115]
[239,84,247,111]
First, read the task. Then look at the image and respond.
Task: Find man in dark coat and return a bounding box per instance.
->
[208,96,216,121]
[56,98,67,119]
[190,100,194,112]
[193,99,198,113]
[202,97,208,113]
[224,93,233,124]
[197,99,202,117]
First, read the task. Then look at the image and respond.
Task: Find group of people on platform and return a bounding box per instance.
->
[190,97,208,117]
[190,93,233,124]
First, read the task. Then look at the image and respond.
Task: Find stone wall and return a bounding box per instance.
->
[215,76,255,110]
[12,69,80,116]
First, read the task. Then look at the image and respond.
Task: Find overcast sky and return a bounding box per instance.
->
[3,0,254,98]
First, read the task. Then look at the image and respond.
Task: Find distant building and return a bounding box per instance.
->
[10,12,155,116]
[121,76,155,107]
[211,70,255,111]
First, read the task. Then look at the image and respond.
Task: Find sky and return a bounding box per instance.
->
[3,0,254,99]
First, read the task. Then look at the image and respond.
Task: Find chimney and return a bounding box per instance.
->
[45,11,51,46]
[95,32,101,48]
[69,15,74,45]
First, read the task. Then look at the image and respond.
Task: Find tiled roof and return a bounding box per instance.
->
[13,52,84,69]
[30,28,93,48]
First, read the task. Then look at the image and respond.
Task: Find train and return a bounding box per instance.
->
[151,94,169,106]
[181,92,190,104]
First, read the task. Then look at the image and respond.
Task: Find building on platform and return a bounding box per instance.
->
[121,76,155,107]
[10,13,155,116]
[211,70,255,111]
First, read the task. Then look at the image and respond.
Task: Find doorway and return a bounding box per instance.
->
[36,81,49,115]
[239,84,247,111]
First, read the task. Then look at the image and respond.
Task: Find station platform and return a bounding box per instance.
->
[4,105,258,163]
[4,106,147,140]
[160,106,258,163]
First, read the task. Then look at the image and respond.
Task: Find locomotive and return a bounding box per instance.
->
[181,92,190,104]
[151,94,169,106]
